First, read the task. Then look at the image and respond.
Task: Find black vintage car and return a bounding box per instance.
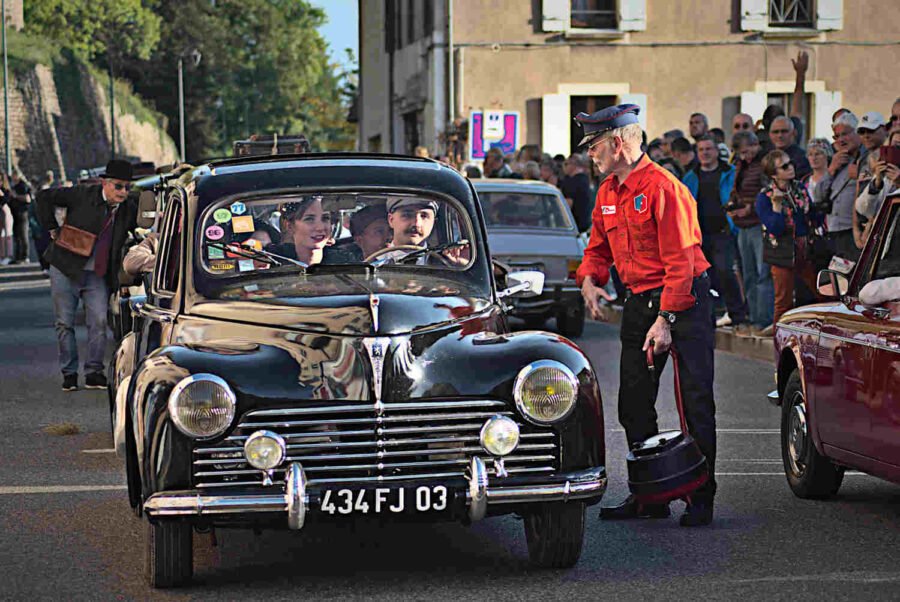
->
[110,153,607,587]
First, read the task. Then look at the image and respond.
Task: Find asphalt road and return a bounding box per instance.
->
[1,287,899,600]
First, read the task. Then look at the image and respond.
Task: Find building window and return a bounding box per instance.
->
[768,0,814,28]
[569,94,616,154]
[403,111,422,155]
[570,0,617,30]
[406,0,416,45]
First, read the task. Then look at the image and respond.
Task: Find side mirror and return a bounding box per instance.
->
[498,270,544,299]
[817,269,849,298]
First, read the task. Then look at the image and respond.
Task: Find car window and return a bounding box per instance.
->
[478,192,573,229]
[155,194,183,295]
[870,202,900,281]
[198,193,474,277]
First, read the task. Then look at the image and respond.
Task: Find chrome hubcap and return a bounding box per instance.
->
[787,392,808,476]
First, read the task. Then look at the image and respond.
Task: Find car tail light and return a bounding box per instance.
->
[567,258,581,280]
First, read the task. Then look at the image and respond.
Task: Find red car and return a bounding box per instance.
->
[771,190,900,498]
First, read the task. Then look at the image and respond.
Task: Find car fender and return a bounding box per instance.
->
[111,332,137,458]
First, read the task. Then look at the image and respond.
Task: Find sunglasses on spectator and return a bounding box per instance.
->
[734,123,753,130]
[770,129,790,135]
[113,183,132,191]
[776,161,794,171]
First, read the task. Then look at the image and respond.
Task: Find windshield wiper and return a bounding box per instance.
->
[396,239,470,264]
[207,242,307,269]
[307,262,375,274]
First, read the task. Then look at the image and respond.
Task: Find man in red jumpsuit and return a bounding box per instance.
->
[576,104,717,526]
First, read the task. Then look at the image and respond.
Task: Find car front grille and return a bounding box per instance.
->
[192,400,559,489]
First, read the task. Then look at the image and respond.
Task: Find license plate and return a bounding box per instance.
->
[319,485,449,515]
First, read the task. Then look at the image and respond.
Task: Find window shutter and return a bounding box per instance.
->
[542,0,568,32]
[740,0,768,31]
[816,0,843,30]
[813,91,842,139]
[618,94,648,130]
[542,94,570,157]
[619,0,647,32]
[740,92,768,124]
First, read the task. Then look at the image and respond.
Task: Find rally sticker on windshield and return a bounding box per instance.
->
[213,209,232,223]
[601,205,616,215]
[230,201,247,215]
[232,215,255,234]
[205,225,225,240]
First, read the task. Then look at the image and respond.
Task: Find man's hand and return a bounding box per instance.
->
[854,228,866,250]
[581,276,614,321]
[643,316,672,355]
[829,151,850,176]
[791,50,809,75]
[847,162,859,180]
[885,164,900,187]
[728,206,751,219]
[872,160,887,187]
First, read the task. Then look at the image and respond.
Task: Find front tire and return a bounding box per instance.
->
[146,519,193,588]
[524,502,585,568]
[781,369,844,499]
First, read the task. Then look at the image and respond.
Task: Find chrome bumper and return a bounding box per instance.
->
[143,459,607,529]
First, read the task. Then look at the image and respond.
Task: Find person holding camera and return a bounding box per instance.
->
[757,150,823,325]
[856,129,900,222]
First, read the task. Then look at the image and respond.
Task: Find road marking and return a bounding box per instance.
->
[0,485,126,495]
[0,280,51,293]
[609,428,779,434]
[81,448,116,454]
[717,471,866,476]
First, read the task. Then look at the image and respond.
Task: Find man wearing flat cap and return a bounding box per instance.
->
[375,197,467,266]
[574,104,718,526]
[37,159,139,392]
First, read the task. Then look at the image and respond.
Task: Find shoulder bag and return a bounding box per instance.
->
[55,223,97,257]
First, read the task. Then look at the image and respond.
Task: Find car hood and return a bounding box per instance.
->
[189,271,494,336]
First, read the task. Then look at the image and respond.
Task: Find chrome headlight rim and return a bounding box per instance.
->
[243,430,287,470]
[167,373,236,440]
[513,359,579,425]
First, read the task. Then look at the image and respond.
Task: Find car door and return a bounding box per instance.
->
[134,191,184,365]
[858,198,900,467]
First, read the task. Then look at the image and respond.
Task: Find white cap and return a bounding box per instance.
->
[857,112,886,132]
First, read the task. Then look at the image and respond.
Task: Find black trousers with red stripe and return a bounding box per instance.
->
[617,273,717,501]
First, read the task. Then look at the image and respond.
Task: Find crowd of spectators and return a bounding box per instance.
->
[439,51,900,337]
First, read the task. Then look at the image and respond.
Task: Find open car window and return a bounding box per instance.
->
[478,192,573,229]
[198,192,474,277]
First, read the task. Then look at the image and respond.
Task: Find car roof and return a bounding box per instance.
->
[177,153,476,215]
[471,179,564,194]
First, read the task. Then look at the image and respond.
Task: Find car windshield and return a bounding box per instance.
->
[478,192,573,229]
[198,192,474,277]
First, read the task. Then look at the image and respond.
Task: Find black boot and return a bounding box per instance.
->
[599,494,670,520]
[679,498,714,527]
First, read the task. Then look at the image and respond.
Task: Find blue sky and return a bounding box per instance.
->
[313,0,358,72]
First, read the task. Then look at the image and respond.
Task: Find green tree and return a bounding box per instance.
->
[24,0,160,61]
[122,0,355,159]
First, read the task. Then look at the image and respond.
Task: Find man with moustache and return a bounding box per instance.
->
[377,197,467,266]
[575,104,717,527]
[37,159,138,391]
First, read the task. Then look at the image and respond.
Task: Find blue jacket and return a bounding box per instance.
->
[683,161,736,234]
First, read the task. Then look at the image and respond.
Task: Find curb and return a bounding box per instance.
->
[596,304,774,364]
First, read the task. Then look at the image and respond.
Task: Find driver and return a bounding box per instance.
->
[377,198,440,265]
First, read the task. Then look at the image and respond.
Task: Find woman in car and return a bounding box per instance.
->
[757,150,823,324]
[267,197,334,265]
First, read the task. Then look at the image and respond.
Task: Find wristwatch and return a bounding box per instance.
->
[658,310,677,325]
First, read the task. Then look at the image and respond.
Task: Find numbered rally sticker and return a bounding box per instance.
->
[207,245,225,259]
[238,260,255,272]
[205,225,225,240]
[213,208,232,223]
[230,201,247,215]
[232,215,255,234]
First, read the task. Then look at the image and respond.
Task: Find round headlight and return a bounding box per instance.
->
[244,430,286,470]
[513,360,578,424]
[480,415,520,456]
[167,374,236,439]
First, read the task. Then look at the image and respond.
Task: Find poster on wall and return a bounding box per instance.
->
[469,110,520,161]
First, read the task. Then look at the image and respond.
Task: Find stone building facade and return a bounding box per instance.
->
[359,0,900,160]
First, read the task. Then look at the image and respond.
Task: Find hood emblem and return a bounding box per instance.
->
[369,293,380,332]
[362,337,390,415]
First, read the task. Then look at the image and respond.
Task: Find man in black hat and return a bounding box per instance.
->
[574,104,718,526]
[37,159,139,392]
